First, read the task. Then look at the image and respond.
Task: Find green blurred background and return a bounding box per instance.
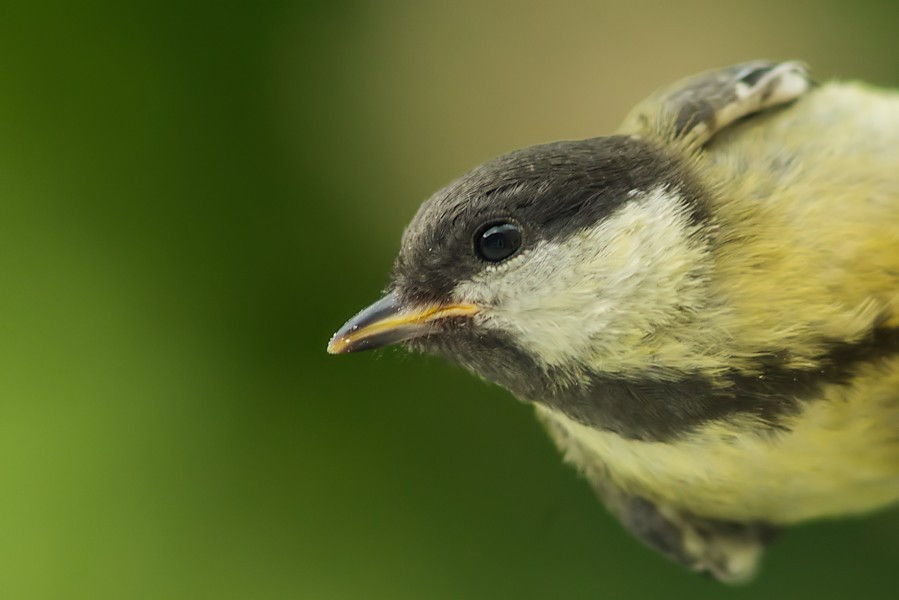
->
[0,1,896,598]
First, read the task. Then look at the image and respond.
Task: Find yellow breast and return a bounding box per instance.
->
[540,357,899,524]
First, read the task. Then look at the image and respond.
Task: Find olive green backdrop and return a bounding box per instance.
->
[0,1,896,598]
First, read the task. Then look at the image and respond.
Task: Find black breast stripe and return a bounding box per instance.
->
[546,325,899,441]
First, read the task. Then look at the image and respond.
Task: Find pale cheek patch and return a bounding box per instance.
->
[455,187,709,368]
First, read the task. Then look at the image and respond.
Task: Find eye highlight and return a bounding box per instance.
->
[475,222,522,262]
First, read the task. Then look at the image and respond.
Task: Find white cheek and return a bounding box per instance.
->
[456,187,709,367]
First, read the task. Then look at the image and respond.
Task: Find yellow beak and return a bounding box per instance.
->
[327,291,479,354]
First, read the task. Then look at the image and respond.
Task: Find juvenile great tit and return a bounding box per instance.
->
[327,61,899,582]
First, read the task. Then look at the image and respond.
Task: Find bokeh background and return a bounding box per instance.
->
[0,1,897,598]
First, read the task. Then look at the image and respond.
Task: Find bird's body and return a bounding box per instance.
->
[329,63,899,582]
[543,81,899,525]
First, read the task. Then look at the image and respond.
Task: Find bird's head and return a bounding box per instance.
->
[328,136,714,400]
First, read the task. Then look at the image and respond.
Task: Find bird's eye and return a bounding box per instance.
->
[475,222,522,262]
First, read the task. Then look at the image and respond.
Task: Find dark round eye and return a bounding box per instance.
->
[475,222,522,262]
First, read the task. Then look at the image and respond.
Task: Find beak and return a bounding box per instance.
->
[327,291,480,354]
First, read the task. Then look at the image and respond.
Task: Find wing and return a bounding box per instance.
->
[590,475,777,584]
[539,412,777,584]
[617,60,810,147]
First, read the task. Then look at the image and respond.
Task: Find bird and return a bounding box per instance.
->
[326,61,899,583]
